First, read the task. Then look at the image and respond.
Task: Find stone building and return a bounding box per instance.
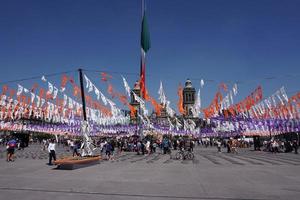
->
[182,79,196,118]
[129,81,141,124]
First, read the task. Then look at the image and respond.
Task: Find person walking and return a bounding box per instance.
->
[216,140,221,153]
[146,140,150,154]
[292,140,298,154]
[227,140,231,153]
[72,140,80,157]
[105,142,112,160]
[162,138,169,154]
[48,139,56,165]
[6,138,17,162]
[190,140,194,152]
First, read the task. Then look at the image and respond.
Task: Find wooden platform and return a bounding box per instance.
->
[54,155,101,170]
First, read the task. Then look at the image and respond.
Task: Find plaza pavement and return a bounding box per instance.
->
[0,144,299,200]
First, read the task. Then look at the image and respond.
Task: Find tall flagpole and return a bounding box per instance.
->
[139,0,145,140]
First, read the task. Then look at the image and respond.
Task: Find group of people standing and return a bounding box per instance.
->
[100,140,115,160]
[263,139,299,154]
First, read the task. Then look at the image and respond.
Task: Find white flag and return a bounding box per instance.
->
[175,117,182,131]
[280,87,288,103]
[166,101,175,117]
[192,89,201,117]
[168,117,174,130]
[63,94,68,107]
[95,88,100,100]
[53,87,58,99]
[100,91,107,105]
[60,87,66,92]
[264,99,271,110]
[48,82,53,94]
[68,97,73,109]
[24,88,29,93]
[30,92,35,103]
[183,119,189,131]
[158,81,167,105]
[132,92,148,115]
[230,91,233,105]
[276,90,284,105]
[17,84,23,96]
[41,76,47,82]
[84,74,89,89]
[137,113,147,125]
[36,96,40,107]
[233,83,238,96]
[271,95,277,106]
[88,83,94,93]
[41,98,45,107]
[122,76,131,97]
[200,79,205,88]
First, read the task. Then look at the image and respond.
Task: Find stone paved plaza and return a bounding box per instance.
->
[0,145,299,200]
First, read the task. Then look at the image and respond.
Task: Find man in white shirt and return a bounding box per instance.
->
[48,139,56,165]
[216,140,221,152]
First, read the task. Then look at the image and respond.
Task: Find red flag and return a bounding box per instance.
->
[101,72,112,82]
[2,85,8,95]
[219,83,228,92]
[31,83,39,92]
[61,75,69,88]
[140,56,146,99]
[177,84,185,114]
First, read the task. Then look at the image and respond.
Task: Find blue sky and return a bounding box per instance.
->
[0,0,300,112]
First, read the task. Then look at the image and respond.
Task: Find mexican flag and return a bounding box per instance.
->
[140,9,150,99]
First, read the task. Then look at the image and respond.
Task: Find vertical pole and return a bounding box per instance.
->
[139,103,143,139]
[78,68,87,121]
[139,0,144,140]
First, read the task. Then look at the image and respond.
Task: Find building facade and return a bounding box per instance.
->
[182,79,196,118]
[129,81,141,124]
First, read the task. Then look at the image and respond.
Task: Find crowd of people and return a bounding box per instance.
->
[1,133,299,164]
[87,136,196,160]
[263,139,298,154]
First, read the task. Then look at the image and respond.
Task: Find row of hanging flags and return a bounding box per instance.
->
[0,69,299,137]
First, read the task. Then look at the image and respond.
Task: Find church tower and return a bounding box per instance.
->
[130,81,141,124]
[183,79,196,118]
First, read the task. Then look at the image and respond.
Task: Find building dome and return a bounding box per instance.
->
[184,79,193,88]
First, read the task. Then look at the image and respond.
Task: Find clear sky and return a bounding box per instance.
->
[1,0,300,112]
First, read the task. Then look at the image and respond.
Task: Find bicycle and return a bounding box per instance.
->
[175,149,194,160]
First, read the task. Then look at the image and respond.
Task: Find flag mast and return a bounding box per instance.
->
[138,0,145,139]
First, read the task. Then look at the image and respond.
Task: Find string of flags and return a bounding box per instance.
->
[0,71,299,137]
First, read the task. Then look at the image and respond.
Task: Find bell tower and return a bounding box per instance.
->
[130,81,141,124]
[183,79,196,118]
